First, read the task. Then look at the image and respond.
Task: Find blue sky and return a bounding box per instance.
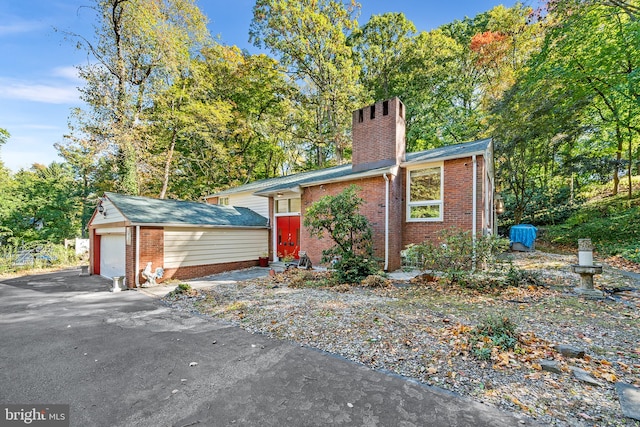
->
[0,0,520,172]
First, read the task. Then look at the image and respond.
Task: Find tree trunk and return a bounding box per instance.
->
[159,128,177,199]
[613,124,623,195]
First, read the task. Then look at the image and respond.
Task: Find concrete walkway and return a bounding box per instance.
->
[0,268,538,426]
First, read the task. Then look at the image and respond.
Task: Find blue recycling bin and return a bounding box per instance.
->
[510,224,537,251]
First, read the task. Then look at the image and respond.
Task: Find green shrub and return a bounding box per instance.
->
[330,253,379,285]
[470,315,519,359]
[404,228,510,284]
[177,283,191,292]
[304,185,379,284]
[620,245,640,263]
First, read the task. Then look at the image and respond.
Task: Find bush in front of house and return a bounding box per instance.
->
[303,185,379,284]
[404,227,510,285]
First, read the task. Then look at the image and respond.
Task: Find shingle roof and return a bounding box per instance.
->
[105,192,268,227]
[211,138,492,197]
[404,138,491,164]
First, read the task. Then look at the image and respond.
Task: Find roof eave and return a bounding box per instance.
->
[400,149,488,168]
[254,167,391,196]
[128,222,270,229]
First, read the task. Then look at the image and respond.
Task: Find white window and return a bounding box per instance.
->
[276,198,301,214]
[218,197,229,206]
[407,164,443,221]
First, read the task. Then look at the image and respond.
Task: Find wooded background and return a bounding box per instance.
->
[0,0,638,246]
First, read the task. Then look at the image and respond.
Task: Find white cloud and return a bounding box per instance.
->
[0,20,45,36]
[0,82,79,104]
[52,66,81,81]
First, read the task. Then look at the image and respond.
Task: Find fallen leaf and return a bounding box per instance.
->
[509,396,529,412]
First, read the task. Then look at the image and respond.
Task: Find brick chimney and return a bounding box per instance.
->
[351,97,406,172]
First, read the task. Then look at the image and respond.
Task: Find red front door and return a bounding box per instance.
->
[277,216,300,260]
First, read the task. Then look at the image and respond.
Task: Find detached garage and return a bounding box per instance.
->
[88,192,269,288]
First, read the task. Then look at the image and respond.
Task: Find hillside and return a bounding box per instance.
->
[538,177,640,268]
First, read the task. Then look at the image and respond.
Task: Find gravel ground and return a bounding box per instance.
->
[164,252,640,426]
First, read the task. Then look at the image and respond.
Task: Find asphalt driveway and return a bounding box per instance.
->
[0,269,536,426]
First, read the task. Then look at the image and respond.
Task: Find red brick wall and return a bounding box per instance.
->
[163,259,259,281]
[125,227,135,288]
[301,177,390,269]
[352,98,406,171]
[136,226,164,287]
[402,156,485,248]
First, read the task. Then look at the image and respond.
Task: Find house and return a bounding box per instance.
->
[206,97,496,271]
[88,192,269,287]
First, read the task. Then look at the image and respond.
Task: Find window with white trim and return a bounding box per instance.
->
[218,197,229,206]
[276,198,301,214]
[407,164,443,221]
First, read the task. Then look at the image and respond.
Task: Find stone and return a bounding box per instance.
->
[540,359,563,374]
[555,344,586,359]
[616,382,640,421]
[570,367,602,387]
[578,238,593,252]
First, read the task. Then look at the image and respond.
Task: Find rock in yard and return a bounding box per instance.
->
[555,344,586,359]
[540,359,563,374]
[570,367,602,387]
[616,382,640,421]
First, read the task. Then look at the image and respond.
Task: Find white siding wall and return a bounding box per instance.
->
[228,192,269,218]
[164,227,268,268]
[91,198,126,225]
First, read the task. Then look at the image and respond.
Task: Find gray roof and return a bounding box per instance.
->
[212,138,492,197]
[404,138,491,164]
[105,192,268,227]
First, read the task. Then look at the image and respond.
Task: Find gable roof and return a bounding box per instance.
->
[403,138,491,165]
[209,138,491,198]
[104,192,268,227]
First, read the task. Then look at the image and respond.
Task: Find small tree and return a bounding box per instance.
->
[303,185,379,283]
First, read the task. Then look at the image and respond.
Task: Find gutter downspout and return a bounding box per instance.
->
[472,155,478,270]
[383,173,390,271]
[135,226,140,288]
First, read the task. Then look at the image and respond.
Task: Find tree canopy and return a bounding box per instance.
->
[1,0,638,246]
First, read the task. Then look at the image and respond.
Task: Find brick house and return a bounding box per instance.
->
[206,97,496,271]
[88,193,269,287]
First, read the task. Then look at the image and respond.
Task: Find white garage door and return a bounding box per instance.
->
[100,234,125,279]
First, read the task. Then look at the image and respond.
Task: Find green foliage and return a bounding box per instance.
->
[303,185,379,283]
[0,242,77,274]
[177,283,192,292]
[0,128,9,145]
[470,316,518,359]
[620,246,640,263]
[330,253,380,286]
[67,0,211,196]
[250,0,364,166]
[404,228,510,283]
[541,182,640,256]
[1,163,83,243]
